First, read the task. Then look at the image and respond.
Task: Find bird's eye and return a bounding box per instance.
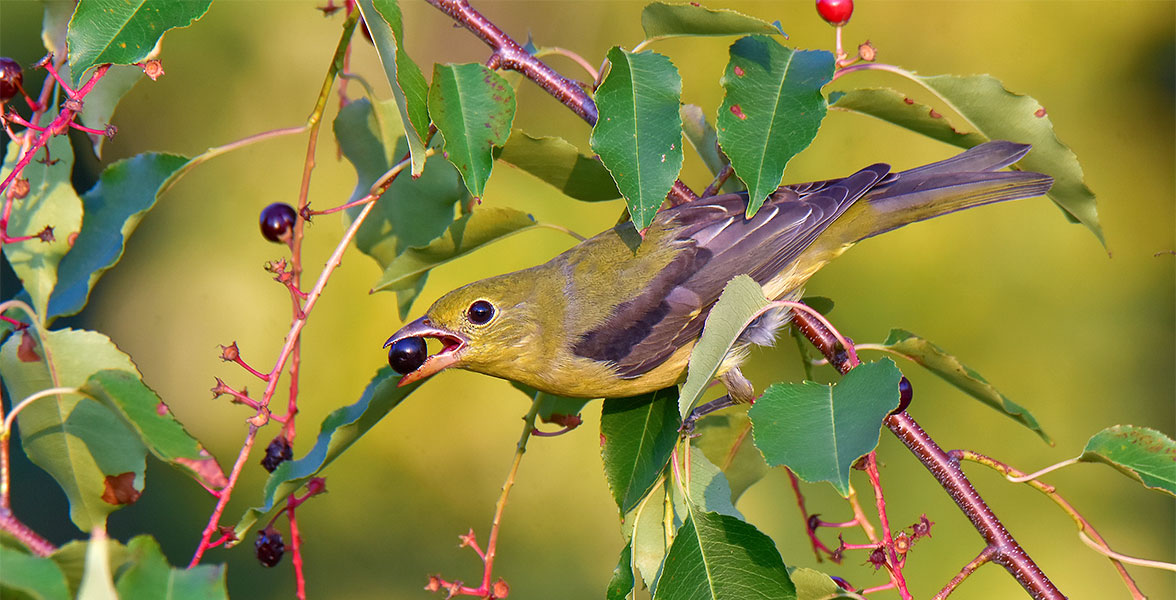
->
[467,300,495,325]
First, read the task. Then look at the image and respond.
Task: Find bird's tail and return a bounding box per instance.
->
[847,141,1054,242]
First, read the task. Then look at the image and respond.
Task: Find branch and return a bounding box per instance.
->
[789,310,1065,600]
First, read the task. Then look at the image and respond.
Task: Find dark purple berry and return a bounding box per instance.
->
[0,57,23,103]
[894,376,913,414]
[388,336,427,374]
[255,527,285,567]
[261,436,293,473]
[259,202,297,244]
[816,0,853,26]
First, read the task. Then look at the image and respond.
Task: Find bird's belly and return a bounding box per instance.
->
[499,343,697,399]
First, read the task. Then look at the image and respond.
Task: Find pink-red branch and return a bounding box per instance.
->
[790,310,1065,600]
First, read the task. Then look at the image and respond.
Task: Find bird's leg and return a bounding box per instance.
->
[719,367,757,404]
[680,368,757,436]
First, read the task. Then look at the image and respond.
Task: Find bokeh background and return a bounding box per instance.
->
[2,1,1172,598]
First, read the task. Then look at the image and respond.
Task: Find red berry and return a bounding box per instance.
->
[0,57,23,103]
[259,202,297,244]
[816,0,853,26]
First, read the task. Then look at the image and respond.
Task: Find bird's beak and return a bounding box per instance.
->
[383,316,468,387]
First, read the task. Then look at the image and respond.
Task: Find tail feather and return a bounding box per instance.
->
[895,141,1032,178]
[860,171,1053,239]
[846,141,1053,241]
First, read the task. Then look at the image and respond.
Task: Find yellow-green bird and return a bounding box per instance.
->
[384,141,1051,400]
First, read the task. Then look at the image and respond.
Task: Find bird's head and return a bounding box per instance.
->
[383,271,548,386]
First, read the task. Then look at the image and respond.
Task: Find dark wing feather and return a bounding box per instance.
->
[574,163,891,378]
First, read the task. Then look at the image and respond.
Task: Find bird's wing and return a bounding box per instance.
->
[572,163,891,378]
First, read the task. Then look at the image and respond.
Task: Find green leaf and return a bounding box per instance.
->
[428,63,516,198]
[918,74,1102,242]
[679,275,769,418]
[0,329,147,531]
[510,382,591,425]
[835,75,1102,243]
[1079,426,1176,497]
[79,369,225,492]
[1,109,83,320]
[622,482,678,593]
[77,65,143,158]
[601,388,681,514]
[606,541,636,600]
[67,0,211,87]
[48,153,190,320]
[48,539,130,598]
[494,131,620,201]
[334,97,466,315]
[42,1,74,61]
[591,47,683,230]
[879,328,1049,443]
[750,359,902,496]
[370,207,536,294]
[686,448,743,519]
[830,88,986,149]
[641,2,784,40]
[77,530,117,600]
[654,511,796,600]
[0,544,71,600]
[355,0,430,175]
[114,536,227,600]
[680,104,730,185]
[789,567,851,600]
[694,408,768,503]
[717,37,833,216]
[232,367,420,542]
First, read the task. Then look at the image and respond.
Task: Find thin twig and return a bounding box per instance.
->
[954,449,1159,596]
[863,452,911,599]
[934,546,996,600]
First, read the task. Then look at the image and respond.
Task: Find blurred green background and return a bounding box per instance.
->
[2,1,1172,598]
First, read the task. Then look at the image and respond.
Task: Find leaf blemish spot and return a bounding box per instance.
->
[903,97,914,105]
[730,104,747,120]
[929,109,942,118]
[1035,107,1047,117]
[734,65,745,77]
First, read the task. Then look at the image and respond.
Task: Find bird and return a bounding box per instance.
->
[383,141,1052,401]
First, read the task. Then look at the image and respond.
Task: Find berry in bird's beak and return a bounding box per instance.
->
[387,337,427,374]
[383,316,468,385]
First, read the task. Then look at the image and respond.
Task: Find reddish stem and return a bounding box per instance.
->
[288,500,307,600]
[530,424,576,437]
[786,468,837,561]
[0,63,109,200]
[0,315,26,329]
[0,508,56,556]
[229,351,271,382]
[863,452,911,598]
[189,428,261,567]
